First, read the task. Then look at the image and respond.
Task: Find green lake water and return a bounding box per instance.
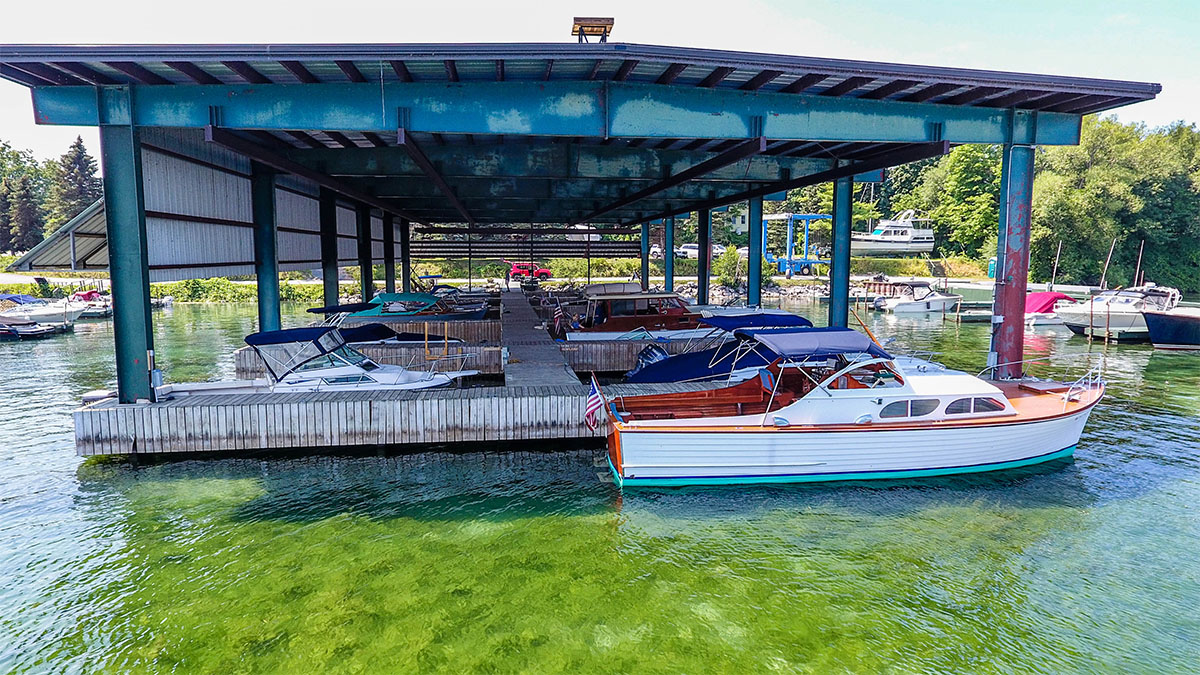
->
[2,302,1199,673]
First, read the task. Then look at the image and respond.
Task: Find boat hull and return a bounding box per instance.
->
[884,296,962,313]
[850,239,934,256]
[1145,310,1200,350]
[607,405,1094,487]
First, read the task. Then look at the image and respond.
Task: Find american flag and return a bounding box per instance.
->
[584,374,604,431]
[554,303,566,332]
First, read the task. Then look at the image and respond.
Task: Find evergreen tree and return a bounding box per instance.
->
[44,136,102,234]
[0,179,11,253]
[8,175,44,252]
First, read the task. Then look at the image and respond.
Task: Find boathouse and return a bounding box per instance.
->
[0,41,1158,454]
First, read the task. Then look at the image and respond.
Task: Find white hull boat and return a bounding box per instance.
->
[873,281,962,313]
[1057,284,1180,342]
[851,210,936,257]
[156,326,477,399]
[0,295,87,323]
[597,327,1103,487]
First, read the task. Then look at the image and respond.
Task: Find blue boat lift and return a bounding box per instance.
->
[761,213,832,277]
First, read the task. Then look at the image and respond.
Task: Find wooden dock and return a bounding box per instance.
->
[498,291,582,388]
[73,382,718,457]
[73,290,726,457]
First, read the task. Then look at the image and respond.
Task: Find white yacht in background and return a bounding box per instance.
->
[1056,284,1181,341]
[851,210,936,256]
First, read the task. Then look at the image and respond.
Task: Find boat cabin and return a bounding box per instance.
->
[579,292,702,333]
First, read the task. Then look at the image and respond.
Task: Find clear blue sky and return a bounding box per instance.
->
[0,0,1191,160]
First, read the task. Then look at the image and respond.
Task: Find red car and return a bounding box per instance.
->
[508,262,552,280]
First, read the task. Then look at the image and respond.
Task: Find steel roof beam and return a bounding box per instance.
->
[336,60,367,83]
[697,67,735,88]
[281,60,320,83]
[357,175,782,201]
[55,62,120,85]
[389,60,413,82]
[739,69,783,91]
[33,80,1086,145]
[415,226,636,235]
[222,60,271,84]
[397,127,474,225]
[204,125,421,222]
[104,61,171,85]
[632,141,950,224]
[0,64,52,86]
[570,136,766,224]
[165,61,222,84]
[779,73,829,94]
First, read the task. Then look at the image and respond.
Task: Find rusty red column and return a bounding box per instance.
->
[989,134,1035,379]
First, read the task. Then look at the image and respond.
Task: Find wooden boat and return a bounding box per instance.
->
[1144,308,1200,350]
[1057,284,1181,341]
[597,327,1104,487]
[562,292,707,341]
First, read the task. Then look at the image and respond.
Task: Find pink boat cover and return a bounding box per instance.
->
[1025,291,1075,314]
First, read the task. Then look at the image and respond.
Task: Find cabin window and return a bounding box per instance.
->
[294,354,338,372]
[879,401,909,418]
[322,375,375,385]
[946,398,972,415]
[973,397,1006,412]
[909,400,940,417]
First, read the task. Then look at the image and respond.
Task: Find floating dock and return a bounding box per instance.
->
[75,291,711,457]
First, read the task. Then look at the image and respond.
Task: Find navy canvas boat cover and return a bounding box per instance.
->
[0,294,41,304]
[700,312,813,332]
[245,326,340,347]
[306,301,379,314]
[734,327,891,360]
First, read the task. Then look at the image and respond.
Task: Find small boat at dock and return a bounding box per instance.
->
[560,292,709,341]
[873,281,962,313]
[0,316,72,340]
[597,328,1104,487]
[1144,308,1200,350]
[1056,284,1180,341]
[0,294,87,323]
[309,293,490,323]
[155,326,477,399]
[1024,291,1076,326]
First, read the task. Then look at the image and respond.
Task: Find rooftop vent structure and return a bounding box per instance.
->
[572,17,614,43]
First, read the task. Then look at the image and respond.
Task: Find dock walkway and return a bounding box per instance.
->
[499,291,582,388]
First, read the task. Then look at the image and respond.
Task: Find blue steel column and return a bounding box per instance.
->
[355,203,374,300]
[697,209,711,305]
[640,222,651,291]
[990,142,1035,379]
[663,216,675,292]
[399,217,412,292]
[250,162,280,332]
[318,188,339,306]
[747,196,764,306]
[785,217,795,279]
[382,213,396,293]
[829,175,854,328]
[99,121,154,403]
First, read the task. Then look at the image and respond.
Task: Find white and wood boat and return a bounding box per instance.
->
[156,326,477,399]
[597,327,1104,487]
[851,210,936,256]
[874,281,963,313]
[1056,284,1180,341]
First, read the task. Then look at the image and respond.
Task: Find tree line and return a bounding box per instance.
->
[0,136,102,254]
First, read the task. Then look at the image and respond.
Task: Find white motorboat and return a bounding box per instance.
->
[155,326,478,398]
[874,281,963,313]
[0,294,87,323]
[851,210,936,256]
[1056,284,1181,341]
[1024,291,1076,326]
[597,327,1104,487]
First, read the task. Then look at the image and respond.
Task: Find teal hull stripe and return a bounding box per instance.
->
[608,445,1077,488]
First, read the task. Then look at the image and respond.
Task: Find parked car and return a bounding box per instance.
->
[649,244,664,259]
[711,244,727,256]
[509,262,552,280]
[678,243,700,259]
[736,246,750,258]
